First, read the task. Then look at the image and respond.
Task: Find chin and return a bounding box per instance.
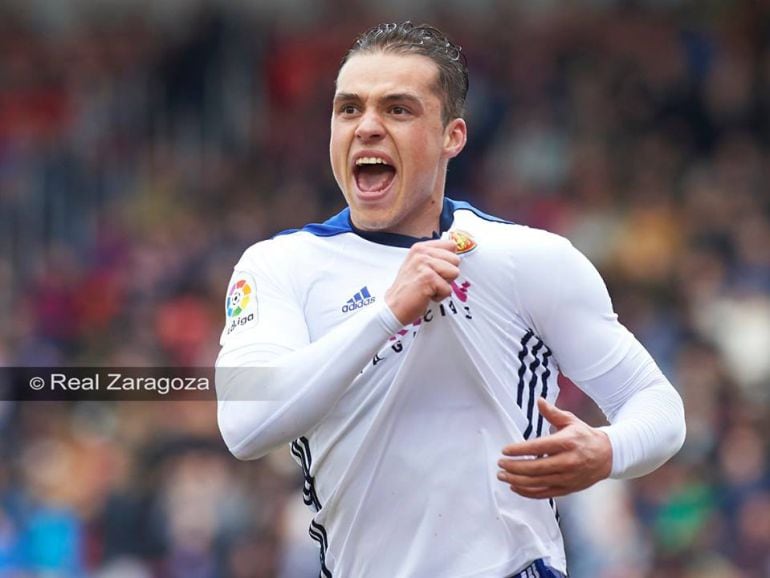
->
[351,215,391,232]
[349,208,399,232]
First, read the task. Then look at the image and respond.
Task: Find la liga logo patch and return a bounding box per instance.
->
[227,279,253,317]
[224,273,259,336]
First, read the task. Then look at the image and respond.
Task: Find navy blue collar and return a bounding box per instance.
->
[275,197,509,247]
[280,197,456,248]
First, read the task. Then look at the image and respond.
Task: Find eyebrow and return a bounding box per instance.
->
[333,92,424,107]
[333,92,360,103]
[382,93,423,107]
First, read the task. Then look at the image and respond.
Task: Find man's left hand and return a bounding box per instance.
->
[497,398,612,499]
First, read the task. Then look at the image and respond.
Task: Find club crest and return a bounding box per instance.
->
[449,230,477,255]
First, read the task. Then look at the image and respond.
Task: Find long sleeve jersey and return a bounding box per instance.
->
[216,198,686,578]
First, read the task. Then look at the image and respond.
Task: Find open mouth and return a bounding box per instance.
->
[354,157,396,195]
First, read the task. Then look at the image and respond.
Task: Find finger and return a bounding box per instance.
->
[498,454,572,476]
[509,485,570,499]
[420,247,462,266]
[425,258,460,282]
[537,398,577,429]
[413,239,457,253]
[413,261,455,291]
[497,470,569,489]
[502,432,573,457]
[429,278,453,302]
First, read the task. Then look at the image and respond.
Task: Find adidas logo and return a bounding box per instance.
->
[342,286,376,313]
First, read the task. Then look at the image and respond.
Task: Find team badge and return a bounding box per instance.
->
[225,273,258,335]
[448,230,477,255]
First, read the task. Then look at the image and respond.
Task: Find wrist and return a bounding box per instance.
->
[597,425,619,478]
[596,427,613,480]
[384,292,411,326]
[378,300,406,334]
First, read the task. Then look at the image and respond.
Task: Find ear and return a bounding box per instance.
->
[443,118,467,160]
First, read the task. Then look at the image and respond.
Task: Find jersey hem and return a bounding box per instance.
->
[445,550,567,578]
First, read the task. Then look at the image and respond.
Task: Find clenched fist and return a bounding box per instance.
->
[385,239,460,325]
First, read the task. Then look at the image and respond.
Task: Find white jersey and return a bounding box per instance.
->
[216,198,685,578]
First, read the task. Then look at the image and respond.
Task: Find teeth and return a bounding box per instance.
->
[355,157,389,166]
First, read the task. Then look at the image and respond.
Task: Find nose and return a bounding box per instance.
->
[355,110,385,142]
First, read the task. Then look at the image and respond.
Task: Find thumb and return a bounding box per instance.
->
[537,397,576,429]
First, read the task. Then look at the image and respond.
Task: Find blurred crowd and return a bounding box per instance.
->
[1,0,769,577]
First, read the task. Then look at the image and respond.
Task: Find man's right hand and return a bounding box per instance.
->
[385,239,461,325]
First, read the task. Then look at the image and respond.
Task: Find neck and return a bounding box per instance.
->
[348,197,454,247]
[356,197,445,238]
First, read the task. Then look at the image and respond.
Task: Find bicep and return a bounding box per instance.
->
[519,237,633,383]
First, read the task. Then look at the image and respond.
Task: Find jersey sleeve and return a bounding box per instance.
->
[513,233,634,381]
[513,233,685,478]
[215,238,403,460]
[218,240,311,359]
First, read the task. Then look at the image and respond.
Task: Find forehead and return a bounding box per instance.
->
[335,52,441,100]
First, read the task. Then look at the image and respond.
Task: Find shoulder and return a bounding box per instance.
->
[273,206,353,240]
[446,198,514,227]
[232,209,356,288]
[447,198,573,261]
[241,208,353,265]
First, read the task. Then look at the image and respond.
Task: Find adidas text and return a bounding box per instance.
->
[342,296,376,313]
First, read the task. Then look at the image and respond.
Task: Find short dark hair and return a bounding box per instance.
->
[339,22,469,125]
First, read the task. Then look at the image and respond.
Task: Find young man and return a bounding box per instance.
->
[216,22,686,578]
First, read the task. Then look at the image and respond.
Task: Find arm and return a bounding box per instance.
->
[217,299,401,460]
[498,234,685,496]
[586,340,686,479]
[216,238,460,460]
[215,237,402,461]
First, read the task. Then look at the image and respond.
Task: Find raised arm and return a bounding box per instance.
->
[216,237,459,460]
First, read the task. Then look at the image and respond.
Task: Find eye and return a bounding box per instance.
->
[390,105,410,116]
[338,104,359,115]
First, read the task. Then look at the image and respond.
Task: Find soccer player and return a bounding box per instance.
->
[216,22,686,578]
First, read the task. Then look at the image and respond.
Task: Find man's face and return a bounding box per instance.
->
[330,52,466,237]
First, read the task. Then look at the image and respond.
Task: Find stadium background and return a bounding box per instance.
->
[1,0,770,576]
